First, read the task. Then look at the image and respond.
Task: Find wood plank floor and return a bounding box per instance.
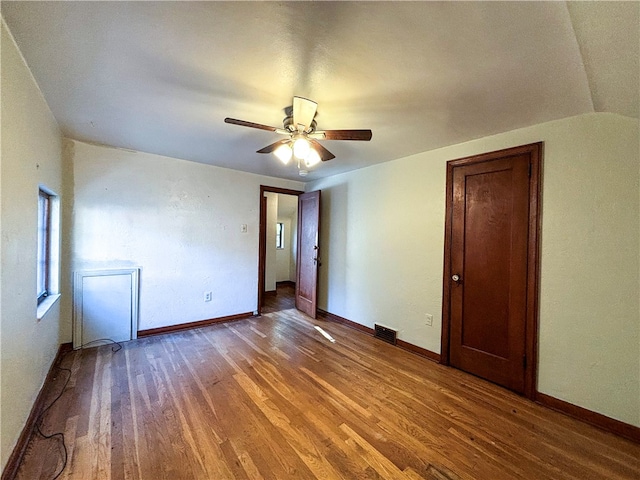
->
[16,309,640,479]
[262,284,296,314]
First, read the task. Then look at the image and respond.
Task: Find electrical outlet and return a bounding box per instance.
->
[425,313,433,326]
[204,291,212,302]
[240,224,248,233]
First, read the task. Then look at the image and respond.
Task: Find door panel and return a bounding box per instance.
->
[450,154,531,394]
[296,190,320,318]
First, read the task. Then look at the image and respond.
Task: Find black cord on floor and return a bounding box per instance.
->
[35,367,71,480]
[34,338,123,479]
[75,338,123,353]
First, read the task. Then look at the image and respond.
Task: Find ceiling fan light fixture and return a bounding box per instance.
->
[293,136,311,159]
[273,143,292,164]
[305,148,321,167]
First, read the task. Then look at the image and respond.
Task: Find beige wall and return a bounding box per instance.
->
[276,217,293,282]
[69,141,303,332]
[308,113,640,427]
[276,193,298,283]
[0,20,64,469]
[264,192,278,292]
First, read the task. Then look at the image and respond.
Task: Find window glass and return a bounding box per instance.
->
[276,222,284,249]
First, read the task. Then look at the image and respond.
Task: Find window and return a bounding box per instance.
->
[276,222,284,249]
[37,186,61,313]
[37,189,52,303]
[36,186,60,318]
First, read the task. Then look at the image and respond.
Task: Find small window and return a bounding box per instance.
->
[37,189,52,303]
[276,222,284,249]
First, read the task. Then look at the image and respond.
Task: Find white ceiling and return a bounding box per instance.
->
[2,1,638,182]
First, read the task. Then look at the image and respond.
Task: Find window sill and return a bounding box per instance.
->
[37,294,61,321]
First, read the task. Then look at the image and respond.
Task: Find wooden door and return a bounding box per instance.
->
[443,143,542,397]
[296,190,321,318]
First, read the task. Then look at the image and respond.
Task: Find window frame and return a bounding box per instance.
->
[37,189,52,304]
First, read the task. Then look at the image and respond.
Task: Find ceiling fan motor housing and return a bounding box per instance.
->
[284,115,316,133]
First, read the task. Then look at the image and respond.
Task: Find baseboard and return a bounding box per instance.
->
[137,312,254,337]
[535,391,640,443]
[1,342,72,480]
[276,281,296,287]
[318,308,374,334]
[264,290,277,297]
[396,339,441,362]
[317,309,440,363]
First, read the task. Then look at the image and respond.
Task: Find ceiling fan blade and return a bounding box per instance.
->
[309,140,336,161]
[257,139,289,154]
[315,129,373,141]
[224,117,278,132]
[293,97,317,132]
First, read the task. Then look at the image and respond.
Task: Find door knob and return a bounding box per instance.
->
[452,274,461,282]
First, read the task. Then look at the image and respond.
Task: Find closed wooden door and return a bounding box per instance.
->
[296,190,321,318]
[443,143,541,397]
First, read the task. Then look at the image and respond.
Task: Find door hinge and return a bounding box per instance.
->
[523,354,527,369]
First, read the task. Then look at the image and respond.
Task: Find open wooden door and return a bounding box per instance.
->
[296,190,321,318]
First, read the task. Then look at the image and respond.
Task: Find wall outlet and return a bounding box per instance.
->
[425,313,433,326]
[240,224,248,233]
[204,291,212,302]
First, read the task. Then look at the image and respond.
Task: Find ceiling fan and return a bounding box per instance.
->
[224,96,372,174]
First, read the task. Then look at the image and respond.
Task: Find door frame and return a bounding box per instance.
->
[257,185,304,316]
[440,142,543,399]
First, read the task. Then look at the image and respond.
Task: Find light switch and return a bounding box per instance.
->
[425,314,433,326]
[241,224,248,233]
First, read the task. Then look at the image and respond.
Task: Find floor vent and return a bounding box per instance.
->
[374,324,397,345]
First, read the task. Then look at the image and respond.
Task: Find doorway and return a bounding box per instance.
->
[441,143,542,399]
[258,186,303,315]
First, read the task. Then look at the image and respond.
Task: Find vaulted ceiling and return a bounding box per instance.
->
[2,1,638,182]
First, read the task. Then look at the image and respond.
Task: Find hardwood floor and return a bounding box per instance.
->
[262,283,296,313]
[15,309,639,479]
